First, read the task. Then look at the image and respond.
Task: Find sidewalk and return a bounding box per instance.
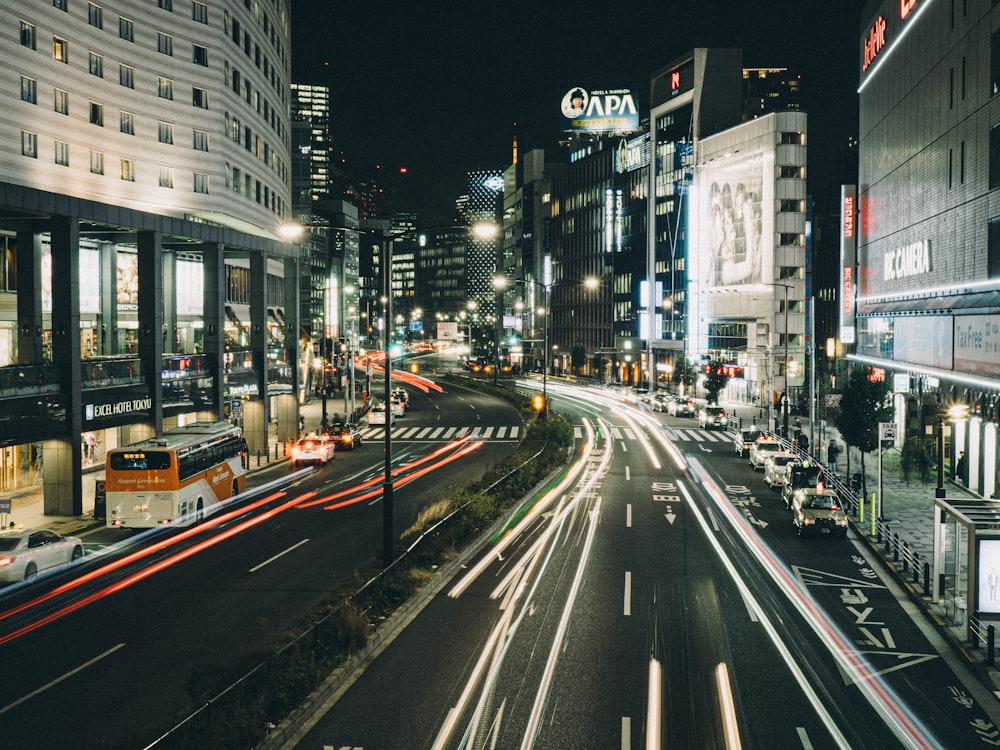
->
[0,398,336,537]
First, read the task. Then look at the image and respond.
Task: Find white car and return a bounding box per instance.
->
[390,397,406,417]
[0,528,84,584]
[368,404,395,426]
[291,434,335,465]
[763,452,799,489]
[749,439,784,470]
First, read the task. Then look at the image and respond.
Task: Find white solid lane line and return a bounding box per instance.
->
[249,538,309,572]
[1,643,126,715]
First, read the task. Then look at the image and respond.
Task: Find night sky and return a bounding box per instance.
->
[290,1,868,224]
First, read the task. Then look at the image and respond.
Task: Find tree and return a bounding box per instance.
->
[671,357,698,392]
[834,365,892,496]
[703,369,729,405]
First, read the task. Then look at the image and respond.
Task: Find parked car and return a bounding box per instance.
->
[763,452,799,489]
[0,528,84,583]
[291,434,335,465]
[791,488,848,537]
[326,421,362,450]
[735,427,766,457]
[749,438,784,470]
[669,397,696,417]
[782,463,826,510]
[698,405,728,430]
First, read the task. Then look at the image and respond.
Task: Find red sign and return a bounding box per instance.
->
[670,70,681,93]
[863,16,887,72]
[842,267,853,316]
[843,195,855,238]
[900,0,918,20]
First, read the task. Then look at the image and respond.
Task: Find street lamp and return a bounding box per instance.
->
[377,221,497,568]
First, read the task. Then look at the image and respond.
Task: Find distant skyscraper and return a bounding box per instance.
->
[461,170,503,316]
[742,67,802,120]
[290,84,333,210]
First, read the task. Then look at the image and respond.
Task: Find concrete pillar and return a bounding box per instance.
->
[44,216,83,516]
[201,242,226,420]
[137,231,164,434]
[99,240,118,355]
[277,255,300,442]
[246,252,269,454]
[163,250,177,354]
[15,229,43,364]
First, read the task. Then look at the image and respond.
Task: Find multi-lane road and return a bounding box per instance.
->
[3,371,1000,749]
[0,376,522,749]
[283,379,1000,750]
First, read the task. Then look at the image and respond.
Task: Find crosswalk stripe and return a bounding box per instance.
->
[623,428,637,440]
[574,426,583,439]
[415,427,433,438]
[611,427,623,440]
[481,427,494,439]
[430,427,445,438]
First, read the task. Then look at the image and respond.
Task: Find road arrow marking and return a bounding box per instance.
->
[792,565,887,590]
[664,511,677,525]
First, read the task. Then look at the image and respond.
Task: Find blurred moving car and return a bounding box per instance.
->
[698,405,728,430]
[734,427,766,457]
[368,404,395,426]
[327,421,362,450]
[668,397,695,417]
[791,488,848,537]
[749,438,784,470]
[390,387,410,410]
[291,434,334,465]
[389,397,406,417]
[651,393,671,412]
[763,452,799,489]
[0,528,84,583]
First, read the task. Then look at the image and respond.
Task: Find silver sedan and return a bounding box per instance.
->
[0,528,84,583]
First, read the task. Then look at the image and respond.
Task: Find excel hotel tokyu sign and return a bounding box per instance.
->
[561,87,639,133]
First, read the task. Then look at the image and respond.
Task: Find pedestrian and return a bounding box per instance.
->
[956,451,967,485]
[827,440,841,474]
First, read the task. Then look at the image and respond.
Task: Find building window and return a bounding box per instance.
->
[192,87,209,108]
[193,44,208,66]
[55,141,69,166]
[21,131,37,158]
[950,68,955,109]
[192,1,208,23]
[159,0,172,10]
[232,68,241,94]
[990,218,1000,278]
[20,76,36,104]
[90,102,104,126]
[157,33,173,56]
[961,140,966,184]
[193,129,209,151]
[993,30,1000,97]
[779,233,802,246]
[120,159,135,181]
[962,56,967,100]
[779,199,801,213]
[120,64,134,88]
[90,150,104,174]
[158,121,173,144]
[54,89,68,114]
[53,0,67,11]
[159,166,173,188]
[779,132,803,145]
[120,111,135,135]
[89,52,103,77]
[231,117,241,143]
[158,77,174,100]
[991,126,1000,190]
[119,17,133,41]
[232,166,241,191]
[20,21,36,49]
[88,3,102,28]
[194,173,209,194]
[53,37,68,63]
[779,165,803,179]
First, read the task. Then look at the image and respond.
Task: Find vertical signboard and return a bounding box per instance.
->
[840,185,857,344]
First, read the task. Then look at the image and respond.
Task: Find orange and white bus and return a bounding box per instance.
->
[105,421,248,528]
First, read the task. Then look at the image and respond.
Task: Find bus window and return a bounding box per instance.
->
[109,451,171,471]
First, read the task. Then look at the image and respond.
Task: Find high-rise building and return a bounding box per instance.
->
[0,1,297,514]
[856,0,1000,498]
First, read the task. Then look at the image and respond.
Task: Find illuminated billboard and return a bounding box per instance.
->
[560,87,639,133]
[694,151,772,290]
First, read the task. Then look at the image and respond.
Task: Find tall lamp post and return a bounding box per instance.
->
[378,221,497,568]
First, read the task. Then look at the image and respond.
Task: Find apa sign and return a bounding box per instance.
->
[561,87,639,133]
